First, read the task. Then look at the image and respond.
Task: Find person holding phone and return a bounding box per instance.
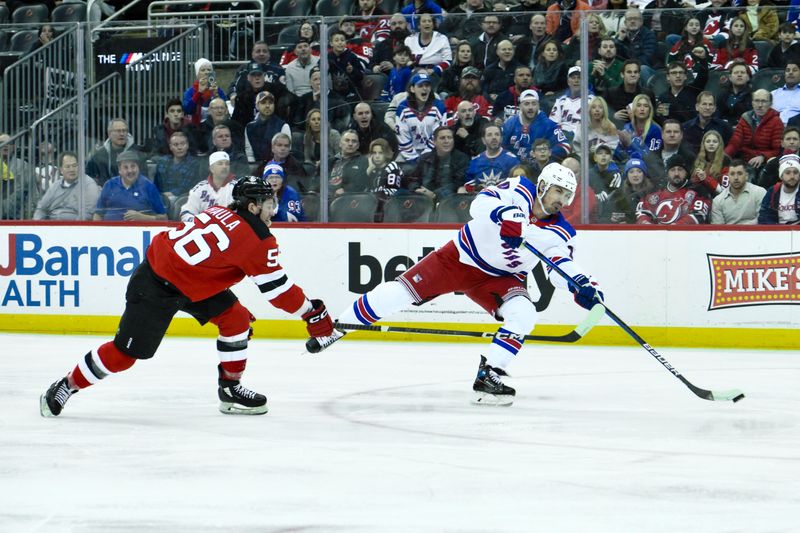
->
[183,58,228,127]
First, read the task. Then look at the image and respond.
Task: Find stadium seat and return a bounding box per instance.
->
[382,193,434,223]
[172,193,190,221]
[277,24,300,45]
[378,0,399,13]
[646,69,668,97]
[271,0,312,17]
[432,193,476,223]
[704,69,729,94]
[315,0,353,16]
[0,30,10,52]
[51,3,87,23]
[11,4,49,24]
[330,192,378,222]
[0,5,9,24]
[751,67,784,91]
[753,40,772,66]
[9,30,38,54]
[360,73,387,101]
[300,193,320,221]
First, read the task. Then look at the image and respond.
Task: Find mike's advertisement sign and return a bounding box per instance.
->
[708,253,800,310]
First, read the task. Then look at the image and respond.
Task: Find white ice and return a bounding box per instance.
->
[2,333,798,533]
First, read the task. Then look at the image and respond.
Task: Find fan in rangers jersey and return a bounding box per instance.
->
[41,176,336,418]
[307,163,604,406]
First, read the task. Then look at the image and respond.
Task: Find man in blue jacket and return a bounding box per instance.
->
[502,89,570,163]
[759,154,800,224]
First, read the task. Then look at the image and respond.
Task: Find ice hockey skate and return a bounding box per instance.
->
[218,365,268,415]
[472,356,515,406]
[40,377,78,417]
[305,328,346,354]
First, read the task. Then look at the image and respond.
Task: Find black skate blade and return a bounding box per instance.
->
[471,391,514,407]
[218,401,269,415]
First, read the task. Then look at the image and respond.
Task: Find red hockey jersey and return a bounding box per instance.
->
[635,185,711,225]
[146,205,306,312]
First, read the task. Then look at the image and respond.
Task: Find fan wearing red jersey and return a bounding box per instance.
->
[40,176,334,417]
[636,155,712,225]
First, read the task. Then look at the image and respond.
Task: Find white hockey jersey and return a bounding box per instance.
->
[548,91,594,137]
[180,176,235,223]
[453,176,593,291]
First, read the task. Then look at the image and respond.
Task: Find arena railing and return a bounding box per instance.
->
[121,23,206,156]
[0,23,80,136]
[147,0,267,66]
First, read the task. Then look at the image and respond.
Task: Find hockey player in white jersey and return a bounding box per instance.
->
[307,163,604,405]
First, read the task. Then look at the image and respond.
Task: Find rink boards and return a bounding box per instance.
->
[0,222,798,349]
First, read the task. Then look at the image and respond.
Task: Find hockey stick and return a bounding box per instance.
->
[336,303,605,343]
[523,242,745,403]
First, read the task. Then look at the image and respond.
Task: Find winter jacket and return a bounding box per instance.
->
[724,108,784,161]
[33,174,100,220]
[758,182,800,224]
[85,135,145,186]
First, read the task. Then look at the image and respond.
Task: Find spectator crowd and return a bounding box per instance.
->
[1,0,799,225]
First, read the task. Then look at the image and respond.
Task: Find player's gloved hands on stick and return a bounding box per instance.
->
[302,299,335,337]
[569,274,604,310]
[499,207,525,249]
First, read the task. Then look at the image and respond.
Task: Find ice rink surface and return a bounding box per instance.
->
[2,333,798,533]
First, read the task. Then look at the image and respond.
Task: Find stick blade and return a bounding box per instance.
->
[705,388,746,402]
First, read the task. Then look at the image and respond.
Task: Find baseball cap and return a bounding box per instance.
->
[209,151,230,166]
[461,66,481,79]
[568,65,581,76]
[593,143,613,154]
[247,62,266,75]
[410,72,432,86]
[116,150,140,164]
[519,89,539,102]
[256,90,275,103]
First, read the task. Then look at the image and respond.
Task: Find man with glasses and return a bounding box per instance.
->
[655,62,708,125]
[470,14,506,69]
[724,89,784,172]
[615,8,657,84]
[86,118,144,187]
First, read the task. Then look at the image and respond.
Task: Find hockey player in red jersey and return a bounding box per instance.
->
[636,154,712,225]
[41,176,335,417]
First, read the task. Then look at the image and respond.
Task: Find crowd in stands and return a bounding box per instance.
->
[1,0,800,225]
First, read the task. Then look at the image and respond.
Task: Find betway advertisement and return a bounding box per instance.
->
[0,224,798,340]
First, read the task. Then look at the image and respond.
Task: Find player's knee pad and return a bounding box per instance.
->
[497,295,537,335]
[98,341,137,372]
[210,301,253,338]
[344,281,416,324]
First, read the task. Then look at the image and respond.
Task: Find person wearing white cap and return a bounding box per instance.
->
[549,65,594,139]
[183,58,227,127]
[758,154,800,224]
[501,88,570,163]
[180,151,236,223]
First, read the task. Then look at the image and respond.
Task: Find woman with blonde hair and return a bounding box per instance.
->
[690,130,729,196]
[303,108,341,182]
[566,14,607,64]
[572,96,619,154]
[616,94,662,162]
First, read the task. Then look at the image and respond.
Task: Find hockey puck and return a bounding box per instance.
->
[732,394,745,403]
